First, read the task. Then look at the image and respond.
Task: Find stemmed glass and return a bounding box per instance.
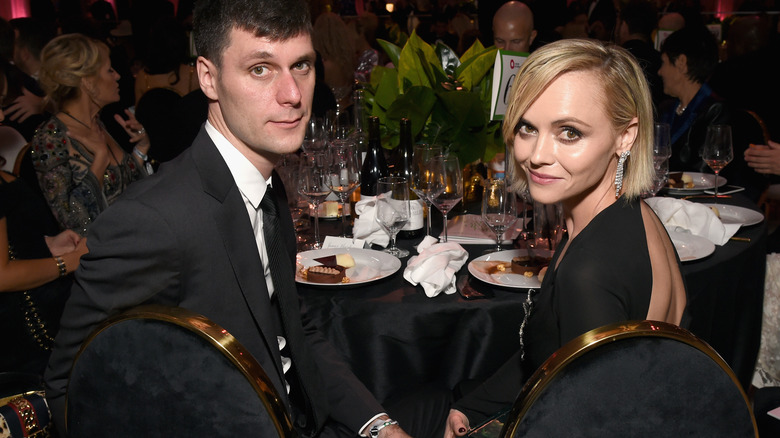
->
[650,122,672,196]
[326,139,361,237]
[298,151,331,249]
[375,177,411,258]
[429,155,463,243]
[701,124,733,201]
[410,144,443,236]
[481,178,517,254]
[302,117,327,152]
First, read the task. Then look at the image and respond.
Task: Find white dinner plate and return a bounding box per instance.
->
[669,230,715,262]
[296,248,401,287]
[468,249,554,289]
[665,172,726,194]
[703,203,764,227]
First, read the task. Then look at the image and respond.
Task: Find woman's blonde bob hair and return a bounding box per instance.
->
[39,33,109,109]
[504,39,654,199]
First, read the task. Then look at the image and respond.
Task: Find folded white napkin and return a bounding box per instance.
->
[403,236,469,297]
[352,196,389,248]
[645,197,741,246]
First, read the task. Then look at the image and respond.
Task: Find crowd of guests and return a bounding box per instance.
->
[0,0,779,437]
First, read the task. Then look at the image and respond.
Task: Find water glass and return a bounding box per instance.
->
[298,151,331,249]
[376,177,410,258]
[429,155,463,243]
[481,179,517,254]
[411,144,443,236]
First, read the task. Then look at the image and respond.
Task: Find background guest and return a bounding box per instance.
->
[492,1,537,53]
[32,33,150,236]
[313,11,357,110]
[0,102,88,376]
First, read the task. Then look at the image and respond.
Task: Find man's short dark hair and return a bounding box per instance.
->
[660,25,719,84]
[10,17,54,60]
[193,0,312,67]
[620,0,658,38]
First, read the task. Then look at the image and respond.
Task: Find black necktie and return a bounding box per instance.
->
[260,185,313,430]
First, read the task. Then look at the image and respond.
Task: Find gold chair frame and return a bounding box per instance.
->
[66,304,295,437]
[500,320,758,438]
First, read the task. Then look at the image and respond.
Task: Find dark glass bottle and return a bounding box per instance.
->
[393,118,423,239]
[360,116,388,198]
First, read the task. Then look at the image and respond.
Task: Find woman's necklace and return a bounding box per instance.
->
[675,103,687,116]
[60,110,95,130]
[60,110,122,189]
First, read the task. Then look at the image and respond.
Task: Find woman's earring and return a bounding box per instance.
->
[615,151,630,198]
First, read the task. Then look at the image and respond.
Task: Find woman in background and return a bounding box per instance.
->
[32,33,150,236]
[444,39,687,436]
[0,97,88,375]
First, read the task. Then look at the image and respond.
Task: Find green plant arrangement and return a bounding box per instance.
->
[362,31,504,166]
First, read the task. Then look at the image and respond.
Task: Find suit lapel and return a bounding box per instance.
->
[190,130,287,382]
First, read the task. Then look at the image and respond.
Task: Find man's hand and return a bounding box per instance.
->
[5,87,44,123]
[745,140,780,175]
[443,409,470,438]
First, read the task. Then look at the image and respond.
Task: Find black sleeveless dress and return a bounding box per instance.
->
[0,172,72,375]
[453,197,677,424]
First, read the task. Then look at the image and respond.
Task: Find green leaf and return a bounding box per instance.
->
[459,38,486,65]
[386,86,436,138]
[434,42,460,76]
[374,68,399,111]
[398,32,439,91]
[456,47,497,91]
[377,39,401,68]
[437,90,485,129]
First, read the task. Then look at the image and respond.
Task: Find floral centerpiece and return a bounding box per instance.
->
[362,31,504,166]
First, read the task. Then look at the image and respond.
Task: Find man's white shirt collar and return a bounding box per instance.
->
[205,120,271,207]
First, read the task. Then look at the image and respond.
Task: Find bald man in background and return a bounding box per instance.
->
[492,1,537,53]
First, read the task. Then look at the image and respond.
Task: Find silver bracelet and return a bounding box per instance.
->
[133,147,149,162]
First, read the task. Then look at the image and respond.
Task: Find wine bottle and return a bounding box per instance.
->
[392,118,423,239]
[360,116,388,198]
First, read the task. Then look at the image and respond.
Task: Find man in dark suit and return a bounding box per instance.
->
[44,1,413,437]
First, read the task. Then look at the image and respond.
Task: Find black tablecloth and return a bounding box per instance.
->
[298,195,766,401]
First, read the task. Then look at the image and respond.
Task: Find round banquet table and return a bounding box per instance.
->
[297,194,766,403]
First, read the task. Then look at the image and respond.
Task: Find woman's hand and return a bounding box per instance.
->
[443,409,470,438]
[745,140,780,175]
[114,109,150,154]
[45,229,83,256]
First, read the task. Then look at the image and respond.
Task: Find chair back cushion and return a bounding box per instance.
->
[66,306,292,437]
[503,321,757,438]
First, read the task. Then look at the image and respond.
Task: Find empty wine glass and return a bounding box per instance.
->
[326,139,361,237]
[429,155,463,243]
[302,117,327,152]
[701,124,733,202]
[298,151,331,249]
[481,178,517,254]
[376,177,410,258]
[411,144,443,236]
[649,122,672,196]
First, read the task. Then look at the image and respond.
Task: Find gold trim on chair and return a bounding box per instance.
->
[66,304,295,437]
[500,320,758,438]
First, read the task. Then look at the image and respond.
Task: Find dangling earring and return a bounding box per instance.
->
[614,151,630,198]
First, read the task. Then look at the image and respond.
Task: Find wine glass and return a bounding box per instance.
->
[481,178,517,254]
[375,177,411,258]
[326,139,361,237]
[410,144,443,236]
[701,124,733,201]
[302,117,327,152]
[650,122,672,196]
[429,155,463,243]
[298,151,331,249]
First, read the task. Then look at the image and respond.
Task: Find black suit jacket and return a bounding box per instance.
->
[44,127,383,436]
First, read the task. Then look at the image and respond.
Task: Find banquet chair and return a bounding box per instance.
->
[66,304,295,437]
[499,320,757,438]
[0,126,27,174]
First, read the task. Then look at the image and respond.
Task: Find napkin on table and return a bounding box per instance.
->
[403,235,469,297]
[644,197,741,246]
[352,196,389,248]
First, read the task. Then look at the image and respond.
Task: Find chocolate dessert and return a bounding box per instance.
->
[306,265,346,283]
[511,255,551,276]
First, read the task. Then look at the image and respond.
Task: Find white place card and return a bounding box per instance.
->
[322,236,366,249]
[490,49,528,121]
[768,406,780,421]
